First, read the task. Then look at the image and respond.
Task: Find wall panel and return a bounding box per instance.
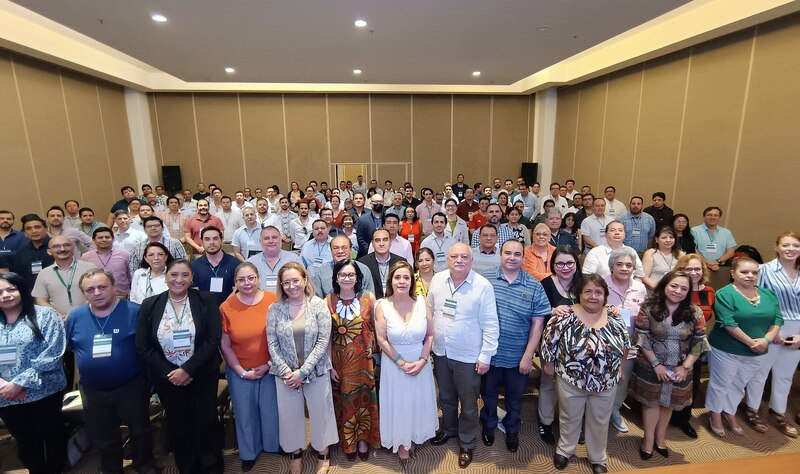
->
[152,93,201,192]
[411,95,451,190]
[452,96,491,187]
[552,86,580,183]
[284,94,328,188]
[96,82,136,198]
[194,94,245,194]
[239,94,288,191]
[572,77,608,192]
[328,94,370,165]
[598,67,642,200]
[371,95,412,164]
[491,96,530,186]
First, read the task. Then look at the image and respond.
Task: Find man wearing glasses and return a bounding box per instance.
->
[310,235,374,298]
[247,226,301,294]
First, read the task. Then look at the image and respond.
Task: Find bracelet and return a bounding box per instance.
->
[392,354,402,364]
[764,337,771,345]
[649,359,660,367]
[299,369,306,379]
[240,369,248,378]
[419,356,428,363]
[397,359,406,367]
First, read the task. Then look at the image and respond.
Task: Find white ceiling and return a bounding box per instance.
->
[9,0,690,85]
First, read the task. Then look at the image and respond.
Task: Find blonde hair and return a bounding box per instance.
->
[775,231,800,270]
[675,253,709,286]
[276,262,315,300]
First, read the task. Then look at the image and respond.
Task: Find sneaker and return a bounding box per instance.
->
[610,411,629,433]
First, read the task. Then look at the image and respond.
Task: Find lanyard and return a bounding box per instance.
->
[97,250,113,268]
[54,260,78,305]
[206,260,221,277]
[90,304,116,336]
[550,232,561,247]
[434,236,446,252]
[378,260,390,283]
[705,227,716,243]
[315,242,325,257]
[263,254,282,274]
[169,299,189,325]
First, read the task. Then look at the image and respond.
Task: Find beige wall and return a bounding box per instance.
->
[148,93,535,195]
[0,49,136,221]
[552,14,800,256]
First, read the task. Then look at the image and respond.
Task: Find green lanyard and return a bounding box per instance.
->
[54,260,78,305]
[169,300,189,325]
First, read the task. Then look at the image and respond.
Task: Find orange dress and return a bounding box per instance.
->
[400,220,423,254]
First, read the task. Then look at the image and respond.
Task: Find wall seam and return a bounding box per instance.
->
[488,96,494,183]
[629,63,646,196]
[325,94,332,182]
[281,94,290,186]
[449,95,454,180]
[526,95,532,162]
[410,95,414,183]
[672,48,693,204]
[9,55,45,214]
[58,69,85,202]
[93,79,115,201]
[596,77,610,192]
[571,88,581,179]
[237,94,248,186]
[191,93,203,182]
[151,95,165,167]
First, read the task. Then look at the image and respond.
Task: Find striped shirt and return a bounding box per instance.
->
[758,259,800,321]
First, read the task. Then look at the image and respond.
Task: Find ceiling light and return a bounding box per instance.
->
[151,13,167,23]
[224,67,236,73]
[472,71,481,77]
[536,26,549,32]
[353,69,362,75]
[354,19,367,28]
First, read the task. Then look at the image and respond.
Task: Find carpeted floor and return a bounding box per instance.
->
[2,369,799,473]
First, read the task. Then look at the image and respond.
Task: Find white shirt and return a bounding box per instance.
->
[604,199,627,219]
[289,217,315,250]
[232,201,254,213]
[421,233,458,273]
[114,227,146,253]
[582,244,644,279]
[580,214,609,249]
[215,210,245,242]
[540,195,570,216]
[232,224,262,259]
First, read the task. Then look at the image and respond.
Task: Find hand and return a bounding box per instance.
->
[167,368,192,386]
[519,356,533,375]
[708,262,720,272]
[330,368,340,383]
[403,360,426,376]
[544,362,555,376]
[605,305,621,317]
[251,364,269,378]
[285,370,304,389]
[673,365,688,383]
[0,382,25,400]
[552,305,571,317]
[476,361,490,375]
[11,389,27,401]
[749,338,769,354]
[653,364,671,382]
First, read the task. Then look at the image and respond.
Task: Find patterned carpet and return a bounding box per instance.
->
[2,369,799,473]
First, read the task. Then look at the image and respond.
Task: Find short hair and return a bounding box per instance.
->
[384,214,400,224]
[545,208,562,219]
[445,198,458,208]
[605,220,624,233]
[78,268,116,291]
[114,210,130,218]
[566,179,575,185]
[384,261,416,299]
[167,196,179,205]
[142,216,163,228]
[234,262,259,280]
[652,192,666,200]
[630,196,644,204]
[20,214,46,227]
[120,186,134,194]
[431,212,447,223]
[200,226,223,239]
[675,253,710,285]
[533,223,550,235]
[608,246,638,269]
[372,228,391,240]
[421,187,433,196]
[312,219,329,229]
[64,199,79,208]
[331,259,364,295]
[141,242,175,269]
[0,210,14,219]
[605,186,616,192]
[478,196,491,204]
[276,262,315,301]
[574,274,609,306]
[46,205,64,217]
[702,206,722,217]
[583,193,595,200]
[478,224,498,236]
[78,207,94,216]
[92,227,113,240]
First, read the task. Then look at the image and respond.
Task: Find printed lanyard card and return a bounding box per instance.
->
[92,335,112,358]
[313,257,323,269]
[408,234,415,243]
[210,277,224,293]
[31,261,43,274]
[706,243,717,254]
[443,298,458,318]
[264,275,278,292]
[435,251,446,262]
[173,329,191,350]
[0,345,18,366]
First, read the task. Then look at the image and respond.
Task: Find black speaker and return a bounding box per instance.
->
[162,166,182,195]
[520,163,538,186]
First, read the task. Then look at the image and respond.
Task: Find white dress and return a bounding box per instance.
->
[378,298,439,452]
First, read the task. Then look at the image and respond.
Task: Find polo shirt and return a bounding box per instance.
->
[384,205,406,219]
[160,211,188,241]
[512,193,538,219]
[643,204,674,229]
[0,229,30,269]
[549,229,580,254]
[421,233,457,273]
[50,227,95,254]
[471,250,501,274]
[452,183,469,200]
[415,201,442,236]
[191,253,240,305]
[691,224,737,261]
[81,248,132,295]
[619,212,657,253]
[215,210,245,242]
[482,268,551,368]
[247,251,302,293]
[79,221,108,237]
[232,225,263,259]
[301,238,334,269]
[114,227,146,253]
[603,199,627,219]
[32,259,98,315]
[9,238,53,289]
[65,300,142,390]
[456,200,480,222]
[184,213,224,250]
[580,214,610,249]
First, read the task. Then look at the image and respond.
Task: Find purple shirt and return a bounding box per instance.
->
[81,248,132,295]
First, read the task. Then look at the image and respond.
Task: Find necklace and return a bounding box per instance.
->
[733,285,760,306]
[169,295,188,303]
[336,295,361,321]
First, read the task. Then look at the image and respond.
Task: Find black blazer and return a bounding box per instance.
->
[357,252,404,299]
[136,289,222,383]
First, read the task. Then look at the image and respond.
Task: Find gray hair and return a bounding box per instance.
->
[78,268,116,291]
[608,246,638,269]
[545,208,562,218]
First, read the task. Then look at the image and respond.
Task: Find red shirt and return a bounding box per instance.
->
[400,220,423,254]
[184,214,224,252]
[692,286,716,322]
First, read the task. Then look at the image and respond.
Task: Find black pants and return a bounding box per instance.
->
[0,392,67,474]
[671,357,703,424]
[154,370,223,474]
[80,372,156,473]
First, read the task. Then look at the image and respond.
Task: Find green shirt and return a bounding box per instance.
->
[709,284,783,356]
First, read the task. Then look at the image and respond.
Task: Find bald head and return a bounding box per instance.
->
[448,243,473,278]
[330,235,353,262]
[48,236,75,261]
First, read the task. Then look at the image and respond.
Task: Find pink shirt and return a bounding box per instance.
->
[81,248,132,295]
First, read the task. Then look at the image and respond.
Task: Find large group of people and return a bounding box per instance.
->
[0,174,798,474]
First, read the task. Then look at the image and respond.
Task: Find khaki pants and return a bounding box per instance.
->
[275,374,339,453]
[555,377,615,465]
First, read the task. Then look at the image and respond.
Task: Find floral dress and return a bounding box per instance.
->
[326,292,380,454]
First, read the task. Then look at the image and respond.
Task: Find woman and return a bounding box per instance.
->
[219,263,280,471]
[130,242,173,304]
[307,197,321,220]
[400,207,423,255]
[414,248,436,298]
[496,191,510,218]
[267,262,338,474]
[628,271,708,459]
[642,226,685,290]
[443,199,469,244]
[562,212,581,251]
[136,259,223,473]
[604,247,648,434]
[341,214,359,256]
[533,200,555,227]
[537,246,582,444]
[541,274,630,473]
[375,261,438,467]
[325,260,379,460]
[343,198,354,214]
[329,196,345,227]
[0,272,67,474]
[288,182,304,208]
[672,214,696,254]
[501,207,531,247]
[705,257,782,436]
[324,189,333,203]
[522,223,556,281]
[748,231,800,437]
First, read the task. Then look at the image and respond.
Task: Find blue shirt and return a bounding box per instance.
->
[0,229,30,269]
[191,253,240,305]
[758,259,800,321]
[619,212,657,253]
[65,301,141,390]
[482,268,551,367]
[691,224,737,261]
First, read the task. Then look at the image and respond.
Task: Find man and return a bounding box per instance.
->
[452,174,470,200]
[130,217,187,272]
[78,207,107,237]
[353,175,367,195]
[338,180,353,202]
[310,235,375,298]
[428,243,499,468]
[564,179,578,200]
[691,206,737,276]
[0,210,29,272]
[144,193,165,216]
[504,179,517,200]
[46,206,94,254]
[247,226,301,293]
[356,194,385,259]
[180,190,197,215]
[232,207,263,261]
[470,204,512,249]
[193,182,210,202]
[619,196,657,253]
[545,208,579,253]
[559,185,568,199]
[81,227,131,298]
[512,183,538,220]
[368,179,382,197]
[183,199,224,256]
[274,196,297,250]
[108,186,145,226]
[384,193,406,219]
[541,183,569,216]
[242,187,254,203]
[643,192,674,229]
[421,213,458,273]
[415,188,442,236]
[319,208,344,238]
[265,187,281,213]
[456,188,480,223]
[191,227,239,305]
[113,210,146,253]
[155,185,169,206]
[369,214,414,264]
[138,184,153,201]
[65,270,158,474]
[215,196,245,243]
[574,193,594,229]
[603,186,627,218]
[471,225,502,274]
[208,188,224,216]
[402,186,421,209]
[358,229,404,298]
[382,180,396,203]
[254,198,271,226]
[10,214,53,288]
[443,183,459,204]
[32,236,97,320]
[132,203,156,232]
[580,198,609,251]
[64,200,82,229]
[349,192,369,220]
[566,194,582,215]
[289,200,314,251]
[582,221,644,278]
[480,240,550,452]
[434,191,445,207]
[580,185,592,195]
[490,178,503,199]
[232,191,254,213]
[531,182,542,199]
[468,197,490,234]
[301,220,334,270]
[160,197,188,242]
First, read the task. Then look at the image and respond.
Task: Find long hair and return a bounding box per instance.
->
[0,272,42,339]
[140,242,175,269]
[775,231,800,271]
[384,261,416,299]
[549,245,582,298]
[331,259,364,295]
[643,270,695,326]
[276,262,315,300]
[649,226,681,259]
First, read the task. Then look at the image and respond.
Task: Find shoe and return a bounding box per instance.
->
[610,411,629,433]
[676,421,698,439]
[553,454,569,470]
[591,463,608,474]
[743,407,768,433]
[241,459,256,472]
[358,447,370,461]
[505,432,519,453]
[708,419,726,437]
[458,448,473,469]
[654,445,669,458]
[538,422,555,444]
[482,430,495,446]
[431,431,457,446]
[639,449,653,460]
[397,454,410,470]
[316,451,331,474]
[770,409,799,438]
[345,452,357,462]
[288,450,303,474]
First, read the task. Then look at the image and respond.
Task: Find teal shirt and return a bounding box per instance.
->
[709,285,783,356]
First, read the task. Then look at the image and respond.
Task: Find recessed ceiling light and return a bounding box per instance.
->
[472,71,481,77]
[224,67,236,73]
[151,13,167,23]
[354,19,367,28]
[353,69,362,75]
[536,26,549,32]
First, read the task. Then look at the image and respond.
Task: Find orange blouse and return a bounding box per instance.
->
[522,244,556,281]
[400,220,423,254]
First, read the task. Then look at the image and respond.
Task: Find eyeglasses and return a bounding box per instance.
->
[281,278,304,288]
[235,275,257,284]
[337,273,357,280]
[554,261,576,269]
[145,223,162,229]
[683,267,703,273]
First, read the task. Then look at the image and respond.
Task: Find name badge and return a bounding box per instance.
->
[92,335,112,358]
[0,345,18,366]
[706,243,717,254]
[313,257,323,269]
[408,234,415,243]
[608,208,615,215]
[443,298,458,317]
[173,329,191,350]
[468,212,474,220]
[31,261,43,274]
[435,251,446,262]
[0,249,10,256]
[210,277,224,293]
[600,228,606,235]
[632,230,640,237]
[264,275,278,293]
[172,221,180,231]
[523,206,531,213]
